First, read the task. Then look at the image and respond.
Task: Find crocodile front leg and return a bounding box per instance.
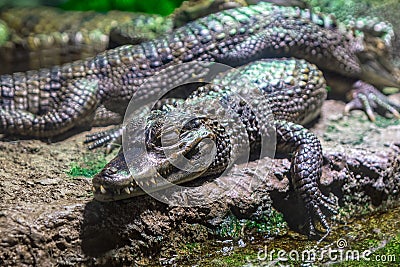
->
[275,120,336,235]
[345,81,400,121]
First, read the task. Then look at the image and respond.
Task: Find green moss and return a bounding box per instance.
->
[245,211,287,235]
[352,133,365,145]
[184,242,200,252]
[333,233,400,266]
[326,124,339,133]
[67,153,109,178]
[216,210,287,238]
[374,116,400,128]
[216,215,243,238]
[326,86,332,93]
[378,234,400,261]
[169,206,400,266]
[0,20,9,46]
[219,251,259,266]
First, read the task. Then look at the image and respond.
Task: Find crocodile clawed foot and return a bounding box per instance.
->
[85,126,124,153]
[306,191,337,238]
[345,81,400,121]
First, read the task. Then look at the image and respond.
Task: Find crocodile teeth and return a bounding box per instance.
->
[100,185,107,194]
[150,178,156,185]
[124,187,131,194]
[92,186,96,192]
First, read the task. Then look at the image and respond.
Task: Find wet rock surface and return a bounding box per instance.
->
[0,95,399,266]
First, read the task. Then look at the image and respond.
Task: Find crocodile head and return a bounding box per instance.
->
[93,112,231,201]
[357,35,400,88]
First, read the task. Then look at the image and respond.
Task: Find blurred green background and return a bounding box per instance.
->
[60,0,186,15]
[0,0,187,15]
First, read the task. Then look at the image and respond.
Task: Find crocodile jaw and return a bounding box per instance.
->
[357,37,400,88]
[92,130,217,202]
[92,149,142,202]
[360,59,400,88]
[92,160,207,202]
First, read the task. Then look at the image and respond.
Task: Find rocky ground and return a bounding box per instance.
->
[0,94,399,266]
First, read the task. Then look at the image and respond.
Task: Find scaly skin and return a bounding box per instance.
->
[93,58,336,235]
[304,0,396,47]
[0,0,393,75]
[0,2,399,138]
[0,7,167,74]
[0,0,315,74]
[0,0,250,74]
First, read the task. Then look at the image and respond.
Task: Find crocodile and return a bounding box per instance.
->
[1,2,399,140]
[0,0,394,76]
[1,1,307,74]
[0,7,168,74]
[0,0,251,74]
[93,58,336,235]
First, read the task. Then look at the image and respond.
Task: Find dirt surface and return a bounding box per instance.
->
[0,95,400,266]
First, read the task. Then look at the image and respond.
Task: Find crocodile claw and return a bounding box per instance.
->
[345,81,400,121]
[85,126,124,153]
[306,191,338,237]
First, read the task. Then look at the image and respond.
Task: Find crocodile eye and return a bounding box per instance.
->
[161,128,180,147]
[182,118,202,130]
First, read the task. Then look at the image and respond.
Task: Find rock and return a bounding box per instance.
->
[0,96,399,265]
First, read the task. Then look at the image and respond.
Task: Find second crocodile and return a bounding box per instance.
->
[0,2,399,138]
